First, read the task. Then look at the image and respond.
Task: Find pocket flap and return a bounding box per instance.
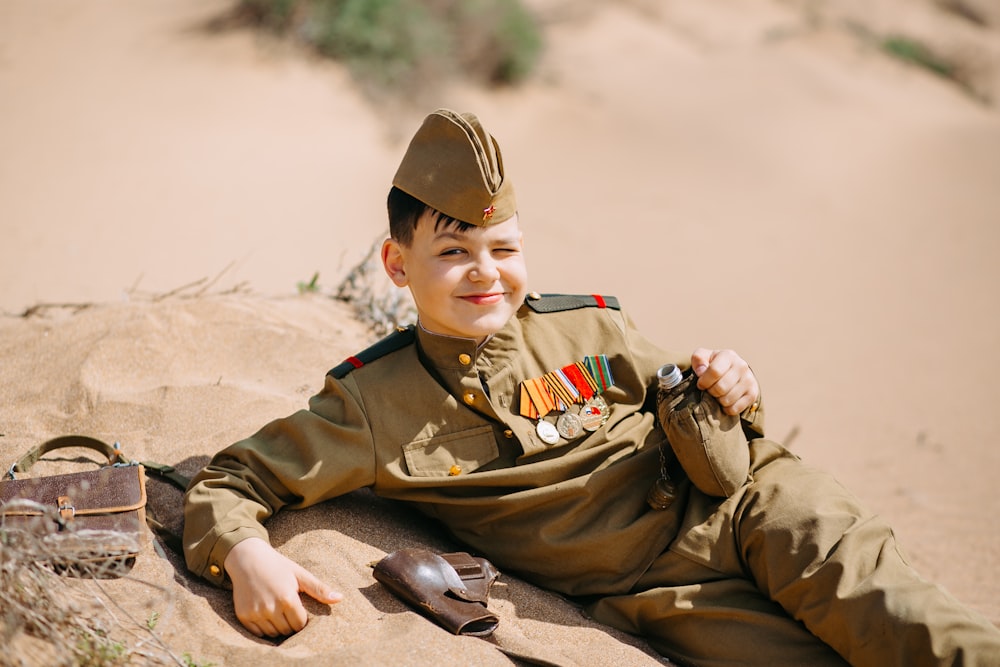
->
[402,427,499,477]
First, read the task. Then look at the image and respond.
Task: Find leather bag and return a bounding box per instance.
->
[0,435,147,576]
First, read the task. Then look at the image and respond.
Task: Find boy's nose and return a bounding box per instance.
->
[469,257,500,282]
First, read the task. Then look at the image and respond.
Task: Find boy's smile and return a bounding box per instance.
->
[381,212,528,344]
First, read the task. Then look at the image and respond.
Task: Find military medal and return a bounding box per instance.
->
[578,355,613,432]
[579,395,609,432]
[536,419,560,445]
[519,354,616,443]
[556,412,584,439]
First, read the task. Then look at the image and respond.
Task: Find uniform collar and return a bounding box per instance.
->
[415,322,485,371]
[414,310,526,374]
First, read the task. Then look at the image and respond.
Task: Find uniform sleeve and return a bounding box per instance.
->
[741,391,766,437]
[182,373,376,586]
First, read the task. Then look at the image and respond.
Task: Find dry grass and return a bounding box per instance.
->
[0,507,201,667]
[333,235,417,336]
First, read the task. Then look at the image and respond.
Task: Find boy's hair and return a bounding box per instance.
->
[387,186,476,247]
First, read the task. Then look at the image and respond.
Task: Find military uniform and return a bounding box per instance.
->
[184,294,1000,667]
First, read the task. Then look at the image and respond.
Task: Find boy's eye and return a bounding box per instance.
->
[439,248,466,256]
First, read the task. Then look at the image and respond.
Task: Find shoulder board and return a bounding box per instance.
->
[327,324,417,379]
[524,293,621,313]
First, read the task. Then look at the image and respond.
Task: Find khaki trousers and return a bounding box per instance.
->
[586,440,1000,666]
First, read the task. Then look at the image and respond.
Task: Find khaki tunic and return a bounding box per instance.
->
[185,295,713,593]
[183,295,1000,666]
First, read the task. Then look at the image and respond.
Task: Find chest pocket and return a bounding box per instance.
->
[402,426,499,477]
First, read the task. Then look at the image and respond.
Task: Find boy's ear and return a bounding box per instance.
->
[381,238,408,287]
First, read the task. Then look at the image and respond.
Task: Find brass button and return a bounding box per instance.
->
[463,392,476,405]
[209,564,222,577]
[528,291,541,300]
[448,465,462,476]
[503,429,514,438]
[458,353,472,365]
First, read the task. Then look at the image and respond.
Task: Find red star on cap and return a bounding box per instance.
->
[482,204,496,221]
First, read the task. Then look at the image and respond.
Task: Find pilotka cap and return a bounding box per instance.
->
[392,109,516,226]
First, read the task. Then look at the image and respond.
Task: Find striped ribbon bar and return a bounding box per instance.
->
[544,369,579,407]
[584,355,614,393]
[563,362,596,400]
[523,376,556,417]
[519,384,539,419]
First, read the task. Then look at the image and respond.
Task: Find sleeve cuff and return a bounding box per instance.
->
[740,394,765,437]
[200,525,269,588]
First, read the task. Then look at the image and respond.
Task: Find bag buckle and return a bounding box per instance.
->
[57,495,76,525]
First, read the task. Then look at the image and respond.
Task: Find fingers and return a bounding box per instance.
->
[229,546,340,638]
[690,347,713,377]
[237,573,341,638]
[690,348,759,415]
[244,616,291,639]
[298,567,344,606]
[234,588,308,638]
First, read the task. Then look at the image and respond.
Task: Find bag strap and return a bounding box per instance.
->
[140,461,192,558]
[5,435,131,480]
[141,460,191,492]
[4,435,192,490]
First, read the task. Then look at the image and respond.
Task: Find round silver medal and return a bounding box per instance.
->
[536,420,560,445]
[556,412,584,440]
[579,395,609,432]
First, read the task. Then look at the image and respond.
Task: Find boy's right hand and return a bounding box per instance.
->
[224,537,343,637]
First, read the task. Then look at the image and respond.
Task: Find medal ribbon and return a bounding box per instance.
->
[519,355,614,419]
[523,376,556,417]
[563,363,596,400]
[544,369,579,407]
[584,355,614,393]
[519,384,539,419]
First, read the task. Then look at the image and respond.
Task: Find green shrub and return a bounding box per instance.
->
[881,35,957,80]
[878,34,988,103]
[228,0,543,94]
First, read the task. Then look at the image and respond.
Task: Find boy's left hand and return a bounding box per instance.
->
[690,348,759,416]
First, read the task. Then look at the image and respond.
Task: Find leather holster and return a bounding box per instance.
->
[373,548,500,636]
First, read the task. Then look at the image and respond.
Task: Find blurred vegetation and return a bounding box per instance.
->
[219,0,543,98]
[879,34,988,104]
[838,19,990,105]
[881,35,959,81]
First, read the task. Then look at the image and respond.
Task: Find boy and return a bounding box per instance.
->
[184,109,1000,665]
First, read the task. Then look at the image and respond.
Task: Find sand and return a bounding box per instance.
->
[2,0,999,664]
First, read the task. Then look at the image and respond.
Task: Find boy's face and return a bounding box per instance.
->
[381,211,528,344]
